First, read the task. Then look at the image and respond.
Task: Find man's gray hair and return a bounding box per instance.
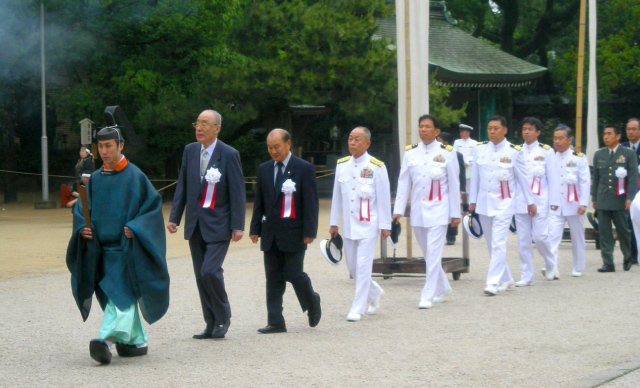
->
[353,126,371,141]
[204,109,223,125]
[554,124,573,139]
[628,118,640,126]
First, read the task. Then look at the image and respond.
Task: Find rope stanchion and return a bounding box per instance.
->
[0,169,74,179]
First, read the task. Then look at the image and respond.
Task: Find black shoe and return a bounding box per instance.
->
[446,240,455,246]
[597,264,615,273]
[115,343,148,357]
[308,293,322,328]
[193,324,214,339]
[211,320,230,339]
[624,260,632,271]
[89,339,112,365]
[257,323,287,334]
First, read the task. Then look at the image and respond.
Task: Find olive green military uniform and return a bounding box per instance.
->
[591,146,639,267]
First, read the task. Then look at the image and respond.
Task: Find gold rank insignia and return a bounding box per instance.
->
[405,143,418,151]
[540,143,551,150]
[573,152,584,157]
[337,156,351,164]
[477,141,488,145]
[616,155,626,164]
[370,157,384,167]
[440,144,453,151]
[510,144,522,151]
[361,166,374,178]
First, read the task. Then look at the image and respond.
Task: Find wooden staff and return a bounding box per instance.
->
[76,182,91,246]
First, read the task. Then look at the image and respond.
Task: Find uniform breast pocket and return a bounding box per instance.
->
[477,157,488,166]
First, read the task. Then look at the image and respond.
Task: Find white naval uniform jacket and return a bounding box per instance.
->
[514,141,561,215]
[393,141,461,227]
[549,149,591,216]
[330,152,392,240]
[453,138,478,180]
[469,138,534,217]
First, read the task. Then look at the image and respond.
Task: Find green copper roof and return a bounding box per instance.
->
[377,10,547,87]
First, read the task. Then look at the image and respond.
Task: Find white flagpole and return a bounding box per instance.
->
[585,0,598,164]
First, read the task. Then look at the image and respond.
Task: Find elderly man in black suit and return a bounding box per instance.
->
[621,118,640,268]
[167,109,246,339]
[250,128,321,334]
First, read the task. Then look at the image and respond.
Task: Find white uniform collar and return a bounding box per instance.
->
[490,138,508,150]
[558,149,573,157]
[524,140,539,150]
[420,140,440,151]
[353,152,369,164]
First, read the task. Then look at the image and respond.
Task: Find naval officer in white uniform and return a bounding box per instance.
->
[548,125,591,277]
[513,117,561,286]
[469,115,536,295]
[393,114,461,309]
[453,124,478,192]
[329,126,391,322]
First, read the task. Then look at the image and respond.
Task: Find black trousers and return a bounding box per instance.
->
[188,223,231,326]
[264,244,315,325]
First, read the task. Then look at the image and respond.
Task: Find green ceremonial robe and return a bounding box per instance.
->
[66,161,170,324]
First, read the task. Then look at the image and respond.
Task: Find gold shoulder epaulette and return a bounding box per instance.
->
[510,144,522,151]
[477,141,488,145]
[440,144,453,151]
[337,156,351,164]
[405,143,418,151]
[540,143,551,150]
[574,151,585,157]
[370,157,384,167]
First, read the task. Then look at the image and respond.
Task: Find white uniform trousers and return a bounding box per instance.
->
[479,214,513,286]
[515,213,557,283]
[343,236,384,315]
[414,225,449,302]
[548,214,586,272]
[630,200,640,263]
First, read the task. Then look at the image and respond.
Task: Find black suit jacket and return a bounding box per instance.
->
[169,140,246,242]
[250,154,319,253]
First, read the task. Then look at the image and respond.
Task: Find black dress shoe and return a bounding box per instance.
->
[308,293,322,328]
[211,320,230,339]
[89,339,112,365]
[597,264,615,273]
[115,343,148,357]
[624,260,632,271]
[193,324,214,339]
[258,323,287,334]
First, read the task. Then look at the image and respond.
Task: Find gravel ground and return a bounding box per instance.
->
[1,199,640,387]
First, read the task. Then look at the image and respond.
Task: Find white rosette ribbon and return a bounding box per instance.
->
[280,179,296,218]
[565,173,578,202]
[201,167,221,209]
[498,170,511,199]
[616,167,628,196]
[429,167,444,201]
[358,184,374,221]
[530,165,545,196]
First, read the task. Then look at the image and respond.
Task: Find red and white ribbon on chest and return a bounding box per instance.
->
[429,167,443,201]
[280,179,296,218]
[530,166,545,196]
[565,173,578,202]
[616,167,627,196]
[359,185,374,222]
[498,170,511,199]
[200,167,221,209]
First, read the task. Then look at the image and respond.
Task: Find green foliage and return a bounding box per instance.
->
[429,73,467,128]
[231,134,269,178]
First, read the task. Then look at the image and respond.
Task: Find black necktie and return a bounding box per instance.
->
[275,162,284,189]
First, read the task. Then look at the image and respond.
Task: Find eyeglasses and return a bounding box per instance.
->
[192,122,219,129]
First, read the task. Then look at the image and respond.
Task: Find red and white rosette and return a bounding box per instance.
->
[616,167,628,196]
[429,167,443,201]
[499,170,511,199]
[200,167,221,209]
[280,179,296,218]
[530,165,545,196]
[359,185,374,222]
[565,173,578,202]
